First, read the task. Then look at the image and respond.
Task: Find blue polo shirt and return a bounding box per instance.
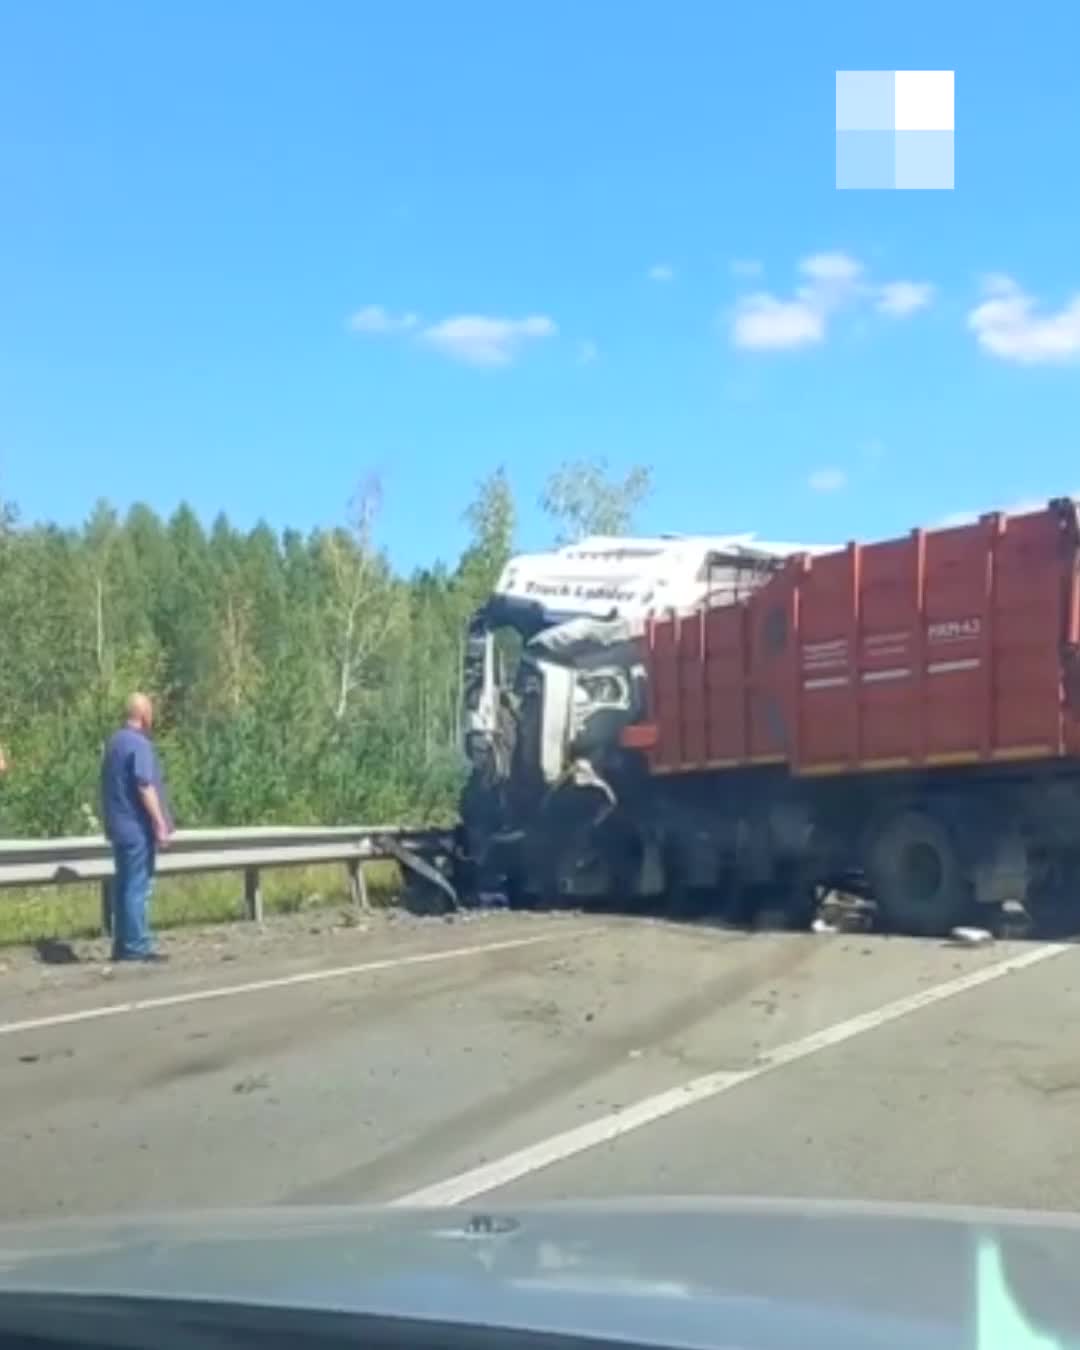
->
[101,727,168,845]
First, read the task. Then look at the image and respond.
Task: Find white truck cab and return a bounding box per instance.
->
[464,533,812,766]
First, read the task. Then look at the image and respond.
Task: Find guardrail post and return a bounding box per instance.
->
[100,879,113,937]
[244,867,263,922]
[347,858,369,913]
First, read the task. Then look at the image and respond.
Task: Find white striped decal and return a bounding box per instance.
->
[803,659,979,689]
[928,657,981,675]
[861,667,911,683]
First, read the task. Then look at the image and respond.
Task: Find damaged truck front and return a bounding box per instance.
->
[458,502,1080,937]
[456,536,791,906]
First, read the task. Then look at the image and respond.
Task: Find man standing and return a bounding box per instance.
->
[100,693,174,962]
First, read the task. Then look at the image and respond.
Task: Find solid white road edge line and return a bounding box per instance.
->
[391,940,1069,1207]
[0,927,603,1038]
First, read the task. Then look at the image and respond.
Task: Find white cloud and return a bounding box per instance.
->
[799,251,863,285]
[728,250,933,351]
[647,263,676,282]
[348,305,419,334]
[730,259,763,279]
[876,281,935,317]
[807,467,848,493]
[419,314,557,367]
[577,339,599,366]
[732,293,824,350]
[967,275,1080,364]
[349,304,558,366]
[731,252,857,351]
[797,252,866,316]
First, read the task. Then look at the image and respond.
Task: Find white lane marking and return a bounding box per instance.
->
[0,928,601,1039]
[391,941,1069,1207]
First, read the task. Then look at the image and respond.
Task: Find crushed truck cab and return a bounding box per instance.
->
[458,533,813,906]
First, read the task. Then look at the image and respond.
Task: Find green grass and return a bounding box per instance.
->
[0,860,402,948]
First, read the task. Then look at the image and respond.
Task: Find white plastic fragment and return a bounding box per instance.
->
[950,926,995,946]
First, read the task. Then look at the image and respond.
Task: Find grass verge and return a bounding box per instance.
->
[0,860,401,948]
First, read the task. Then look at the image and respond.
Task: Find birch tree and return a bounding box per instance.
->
[319,475,403,724]
[540,457,653,542]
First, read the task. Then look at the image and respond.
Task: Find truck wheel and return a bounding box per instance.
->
[866,810,968,936]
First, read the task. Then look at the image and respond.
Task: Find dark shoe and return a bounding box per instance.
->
[139,952,170,964]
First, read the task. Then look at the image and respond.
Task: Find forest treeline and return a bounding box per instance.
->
[0,460,650,837]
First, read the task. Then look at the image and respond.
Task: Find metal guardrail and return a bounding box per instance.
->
[0,826,456,932]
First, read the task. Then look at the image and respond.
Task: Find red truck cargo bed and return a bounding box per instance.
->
[641,502,1080,778]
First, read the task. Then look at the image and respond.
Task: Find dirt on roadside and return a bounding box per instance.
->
[0,902,554,1004]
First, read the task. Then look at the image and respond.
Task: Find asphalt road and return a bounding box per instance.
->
[2,909,1079,1221]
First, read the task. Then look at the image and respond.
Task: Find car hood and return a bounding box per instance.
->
[0,1198,1079,1349]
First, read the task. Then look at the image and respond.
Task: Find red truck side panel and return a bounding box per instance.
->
[648,615,680,771]
[643,504,1080,778]
[704,604,748,764]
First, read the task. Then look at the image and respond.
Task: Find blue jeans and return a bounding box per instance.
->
[110,835,156,959]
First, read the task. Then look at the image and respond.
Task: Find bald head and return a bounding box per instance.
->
[125,692,154,732]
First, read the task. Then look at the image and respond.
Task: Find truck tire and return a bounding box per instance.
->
[866,810,968,936]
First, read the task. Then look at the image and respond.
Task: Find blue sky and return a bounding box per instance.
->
[1,0,1078,570]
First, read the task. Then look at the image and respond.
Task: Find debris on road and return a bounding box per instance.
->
[233,1072,271,1095]
[814,890,873,934]
[950,926,995,947]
